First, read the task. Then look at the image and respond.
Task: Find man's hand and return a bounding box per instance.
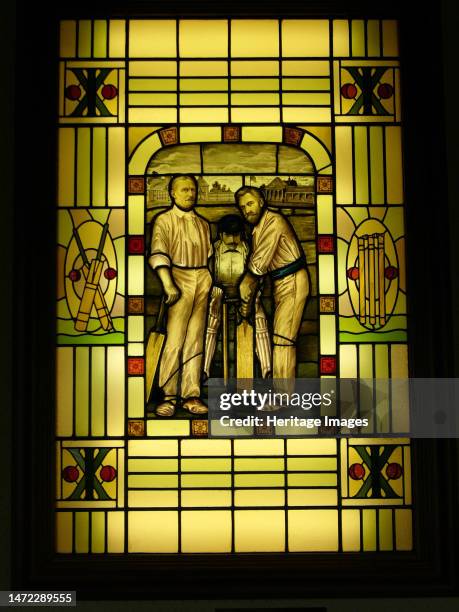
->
[239,300,251,319]
[156,267,181,305]
[239,270,259,304]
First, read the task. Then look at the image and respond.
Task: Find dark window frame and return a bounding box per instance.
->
[12,0,459,600]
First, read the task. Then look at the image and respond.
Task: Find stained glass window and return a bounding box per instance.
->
[55,17,412,554]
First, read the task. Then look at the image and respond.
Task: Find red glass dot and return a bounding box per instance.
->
[347,267,359,280]
[349,463,365,480]
[65,85,81,101]
[341,83,358,99]
[101,84,118,100]
[100,465,117,482]
[104,267,117,280]
[69,269,81,282]
[378,83,394,99]
[385,266,399,280]
[62,465,79,483]
[386,462,403,480]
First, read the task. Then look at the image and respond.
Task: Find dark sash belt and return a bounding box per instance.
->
[270,256,306,280]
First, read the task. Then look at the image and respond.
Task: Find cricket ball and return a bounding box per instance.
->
[378,83,394,99]
[349,463,365,480]
[347,267,359,280]
[104,267,117,280]
[101,84,118,100]
[341,83,357,99]
[386,462,403,480]
[62,465,79,483]
[65,85,81,100]
[100,465,117,482]
[69,269,81,282]
[385,266,398,280]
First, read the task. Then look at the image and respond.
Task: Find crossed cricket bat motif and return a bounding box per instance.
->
[73,222,114,332]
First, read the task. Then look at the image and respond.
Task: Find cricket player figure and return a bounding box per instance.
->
[203,215,272,379]
[235,186,309,381]
[148,175,212,417]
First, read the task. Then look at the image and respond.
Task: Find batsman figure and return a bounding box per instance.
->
[148,174,212,417]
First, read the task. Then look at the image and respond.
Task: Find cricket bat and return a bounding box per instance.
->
[236,318,254,379]
[145,299,167,402]
[75,224,109,332]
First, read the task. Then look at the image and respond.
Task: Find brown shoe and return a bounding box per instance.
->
[182,398,208,414]
[155,401,176,417]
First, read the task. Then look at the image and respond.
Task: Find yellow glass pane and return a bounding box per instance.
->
[76,128,90,206]
[282,93,330,105]
[287,457,337,471]
[107,512,124,552]
[317,195,333,233]
[128,316,144,342]
[180,108,229,123]
[287,473,337,486]
[282,77,330,90]
[92,127,106,207]
[333,20,349,57]
[128,490,178,508]
[379,509,393,551]
[354,126,369,205]
[320,315,336,355]
[300,131,331,171]
[282,20,329,57]
[181,511,232,552]
[128,511,178,552]
[128,377,143,418]
[385,126,403,204]
[339,345,357,377]
[128,440,178,457]
[180,61,227,76]
[91,347,105,436]
[181,474,232,488]
[179,20,228,57]
[56,512,73,553]
[60,21,76,57]
[318,254,335,294]
[180,92,228,106]
[106,347,124,436]
[231,78,279,91]
[395,509,412,550]
[180,78,227,91]
[129,107,178,123]
[182,439,231,456]
[287,439,336,455]
[128,195,144,234]
[367,20,381,57]
[404,446,412,504]
[231,20,279,57]
[129,78,177,91]
[336,126,353,203]
[129,474,178,488]
[75,511,89,553]
[146,420,190,437]
[56,347,73,436]
[109,20,125,57]
[231,60,279,76]
[351,20,365,57]
[231,93,279,105]
[108,127,125,206]
[130,93,177,105]
[91,512,105,553]
[129,20,176,57]
[58,128,75,207]
[128,342,145,356]
[180,126,221,142]
[234,510,285,552]
[234,439,284,456]
[342,509,360,551]
[231,107,279,123]
[235,474,285,487]
[62,439,124,448]
[129,458,178,472]
[370,126,384,203]
[128,256,144,294]
[75,348,89,437]
[359,344,373,378]
[181,490,232,507]
[242,126,282,142]
[282,60,329,76]
[234,489,285,507]
[234,458,284,471]
[93,20,107,57]
[181,458,231,472]
[78,20,91,58]
[383,20,398,56]
[287,489,337,506]
[129,61,177,77]
[289,510,338,551]
[375,344,389,377]
[282,108,330,123]
[362,509,377,551]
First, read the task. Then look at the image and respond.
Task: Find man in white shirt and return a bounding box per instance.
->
[148,175,212,417]
[236,186,309,380]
